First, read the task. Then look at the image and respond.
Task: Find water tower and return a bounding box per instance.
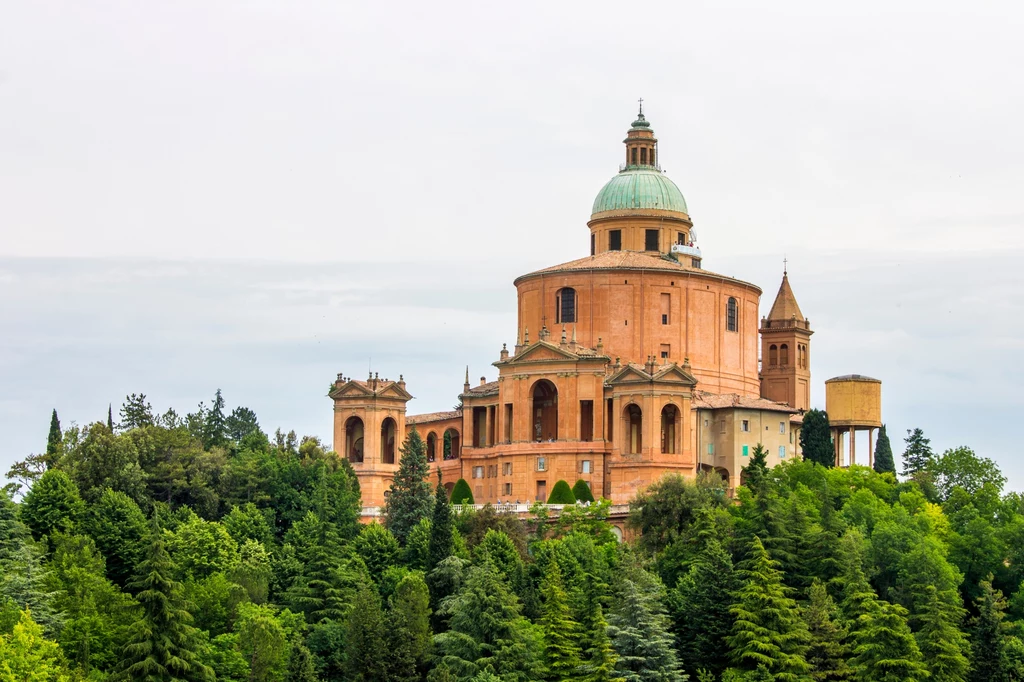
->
[825,374,882,467]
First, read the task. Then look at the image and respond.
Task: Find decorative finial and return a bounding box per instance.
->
[464,366,469,383]
[638,97,643,116]
[783,256,788,275]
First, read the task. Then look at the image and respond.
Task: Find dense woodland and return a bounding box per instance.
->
[1,393,1021,682]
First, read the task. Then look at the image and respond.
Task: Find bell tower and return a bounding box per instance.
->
[759,267,813,411]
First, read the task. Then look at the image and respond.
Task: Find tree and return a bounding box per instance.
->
[202,389,228,449]
[539,561,581,681]
[849,598,926,682]
[45,408,62,467]
[741,443,770,494]
[355,523,399,578]
[165,516,239,581]
[119,394,154,431]
[429,472,455,573]
[577,577,621,682]
[800,409,833,467]
[450,479,474,505]
[916,585,969,682]
[670,536,736,677]
[0,609,68,682]
[237,603,290,682]
[346,585,389,682]
[0,540,62,634]
[432,561,539,682]
[727,536,809,680]
[389,572,433,681]
[968,576,1011,682]
[872,425,895,475]
[930,446,1005,500]
[225,407,262,444]
[547,480,577,505]
[608,577,686,682]
[901,428,933,477]
[19,469,84,539]
[82,488,149,586]
[117,523,214,682]
[803,579,851,681]
[222,503,275,547]
[107,404,114,431]
[384,429,433,544]
[626,473,727,555]
[572,480,595,504]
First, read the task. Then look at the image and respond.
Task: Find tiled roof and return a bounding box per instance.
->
[766,272,804,322]
[692,390,798,413]
[407,410,462,425]
[825,374,881,384]
[466,381,499,396]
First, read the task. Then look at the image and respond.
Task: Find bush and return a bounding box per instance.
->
[546,480,576,505]
[450,479,474,505]
[572,479,595,503]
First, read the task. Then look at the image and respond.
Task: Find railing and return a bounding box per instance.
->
[360,503,632,517]
[670,243,702,258]
[760,318,811,330]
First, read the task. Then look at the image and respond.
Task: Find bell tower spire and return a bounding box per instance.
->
[760,267,813,411]
[624,100,658,169]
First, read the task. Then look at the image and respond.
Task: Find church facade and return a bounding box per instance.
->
[330,109,814,512]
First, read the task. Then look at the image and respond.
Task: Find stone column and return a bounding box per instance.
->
[850,426,856,466]
[868,428,875,469]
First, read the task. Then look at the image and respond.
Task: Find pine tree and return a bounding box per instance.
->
[539,561,582,681]
[803,579,851,681]
[607,577,685,682]
[0,489,28,563]
[384,429,433,544]
[45,408,62,468]
[800,409,833,467]
[119,394,155,431]
[670,536,736,677]
[202,389,228,449]
[849,598,926,682]
[0,540,62,634]
[873,425,896,475]
[117,523,213,682]
[577,575,621,682]
[901,428,933,477]
[428,470,455,573]
[916,585,969,682]
[287,641,318,682]
[727,536,810,681]
[345,585,389,682]
[968,575,1011,682]
[741,443,770,494]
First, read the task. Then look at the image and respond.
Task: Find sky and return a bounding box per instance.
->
[2,1,1022,487]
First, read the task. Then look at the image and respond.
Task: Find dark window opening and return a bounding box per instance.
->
[556,288,576,324]
[769,344,778,366]
[645,229,659,251]
[650,148,656,166]
[692,258,701,268]
[580,400,593,442]
[590,233,595,255]
[609,230,621,251]
[677,232,684,245]
[726,297,738,332]
[631,148,637,165]
[640,148,648,165]
[780,343,789,366]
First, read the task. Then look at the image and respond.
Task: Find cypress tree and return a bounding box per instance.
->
[45,408,62,467]
[901,428,933,477]
[968,575,1011,682]
[800,409,833,467]
[428,471,455,573]
[539,561,582,681]
[803,579,851,681]
[547,480,577,505]
[106,404,114,431]
[873,425,896,475]
[450,479,474,505]
[670,536,736,677]
[384,429,433,544]
[608,578,685,682]
[345,585,389,682]
[916,585,969,682]
[117,522,213,682]
[572,480,595,504]
[727,536,810,680]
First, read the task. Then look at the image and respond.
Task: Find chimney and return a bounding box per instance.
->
[480,376,487,386]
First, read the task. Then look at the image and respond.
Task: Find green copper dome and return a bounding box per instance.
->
[591,168,688,216]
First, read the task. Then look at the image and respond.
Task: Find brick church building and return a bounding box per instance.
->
[329,107,814,513]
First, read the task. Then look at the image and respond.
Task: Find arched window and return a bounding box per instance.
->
[780,344,789,366]
[443,428,460,460]
[532,380,558,441]
[626,404,643,455]
[381,418,396,464]
[556,288,576,324]
[426,432,437,462]
[769,344,778,366]
[726,297,738,332]
[661,404,678,454]
[344,416,364,464]
[631,148,638,165]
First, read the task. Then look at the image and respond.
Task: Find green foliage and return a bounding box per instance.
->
[231,539,273,604]
[82,488,150,586]
[968,576,1011,682]
[0,609,69,682]
[389,572,433,681]
[451,479,475,505]
[384,429,433,544]
[404,517,433,571]
[429,473,456,573]
[727,536,810,680]
[608,575,686,682]
[19,469,83,539]
[849,598,926,682]
[627,473,727,554]
[117,523,214,682]
[800,408,833,467]
[60,421,147,504]
[901,428,933,478]
[355,523,400,577]
[803,579,851,681]
[237,603,291,682]
[669,534,736,677]
[0,539,62,635]
[916,585,969,682]
[222,502,275,547]
[873,425,895,475]
[539,561,582,680]
[346,584,389,682]
[547,480,577,505]
[120,393,155,431]
[225,406,262,444]
[930,446,1006,500]
[166,516,240,581]
[741,443,770,493]
[45,408,63,467]
[573,480,596,504]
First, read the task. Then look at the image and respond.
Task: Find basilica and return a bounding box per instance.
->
[329,108,815,512]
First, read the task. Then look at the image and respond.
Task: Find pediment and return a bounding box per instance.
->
[377,383,414,401]
[506,341,579,364]
[606,365,652,385]
[652,364,698,386]
[332,382,374,398]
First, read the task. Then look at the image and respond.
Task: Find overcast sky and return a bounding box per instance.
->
[2,1,1022,488]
